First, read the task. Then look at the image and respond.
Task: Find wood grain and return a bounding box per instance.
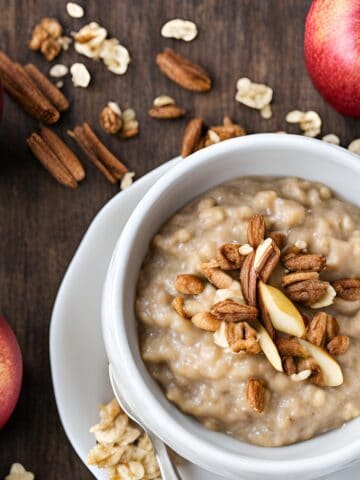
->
[0,1,358,477]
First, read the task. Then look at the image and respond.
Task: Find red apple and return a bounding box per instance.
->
[0,315,22,428]
[304,0,360,117]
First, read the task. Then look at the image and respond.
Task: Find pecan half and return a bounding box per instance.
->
[306,312,327,346]
[207,123,246,142]
[247,214,266,248]
[247,379,266,413]
[254,238,280,282]
[148,104,186,119]
[156,48,211,92]
[327,335,350,356]
[200,261,233,289]
[282,271,319,287]
[181,117,205,157]
[240,251,257,306]
[171,296,191,319]
[285,279,329,306]
[276,337,310,358]
[210,299,258,322]
[191,312,220,332]
[282,253,326,272]
[332,278,360,301]
[326,314,339,341]
[215,243,243,270]
[175,274,205,295]
[226,322,261,354]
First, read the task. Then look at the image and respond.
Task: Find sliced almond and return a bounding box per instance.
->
[253,318,283,371]
[290,369,312,382]
[310,284,336,308]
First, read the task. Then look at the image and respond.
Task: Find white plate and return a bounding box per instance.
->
[50,157,359,480]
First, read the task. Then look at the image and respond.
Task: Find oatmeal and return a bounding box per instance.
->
[136,177,360,447]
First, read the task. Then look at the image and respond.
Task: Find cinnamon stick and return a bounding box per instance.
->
[0,52,60,124]
[24,63,69,112]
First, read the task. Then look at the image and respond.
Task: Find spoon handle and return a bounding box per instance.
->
[147,432,181,480]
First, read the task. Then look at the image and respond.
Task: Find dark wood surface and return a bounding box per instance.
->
[0,0,359,477]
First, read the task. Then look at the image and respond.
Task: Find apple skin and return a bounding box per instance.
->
[0,315,23,429]
[304,0,360,117]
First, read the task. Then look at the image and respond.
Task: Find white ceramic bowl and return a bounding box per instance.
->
[102,134,360,480]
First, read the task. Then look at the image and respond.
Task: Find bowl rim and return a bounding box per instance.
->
[102,133,360,478]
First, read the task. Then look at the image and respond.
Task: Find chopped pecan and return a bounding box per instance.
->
[306,312,327,346]
[282,253,326,272]
[148,104,186,119]
[247,214,266,248]
[175,274,205,295]
[269,231,287,250]
[254,238,280,282]
[215,243,243,270]
[285,279,329,306]
[181,117,205,157]
[240,251,257,306]
[326,314,339,341]
[156,48,211,92]
[191,312,220,332]
[210,299,258,322]
[282,271,319,287]
[206,122,246,143]
[226,322,261,354]
[276,337,310,358]
[327,335,350,356]
[200,261,233,289]
[283,356,297,375]
[171,296,191,319]
[246,379,266,413]
[332,278,360,301]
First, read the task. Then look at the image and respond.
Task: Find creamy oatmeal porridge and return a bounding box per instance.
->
[136,177,360,447]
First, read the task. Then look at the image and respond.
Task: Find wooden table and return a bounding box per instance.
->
[0,0,358,477]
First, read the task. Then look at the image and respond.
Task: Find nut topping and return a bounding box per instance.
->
[327,335,350,356]
[247,214,266,248]
[282,253,326,272]
[210,299,258,322]
[240,251,257,306]
[282,271,319,287]
[226,322,261,354]
[191,312,220,331]
[216,243,244,270]
[283,356,297,375]
[156,48,211,92]
[254,238,280,282]
[269,231,287,249]
[181,117,205,157]
[306,312,327,346]
[332,278,360,301]
[285,279,329,306]
[276,337,310,358]
[246,379,266,413]
[171,296,191,319]
[175,274,205,295]
[200,261,233,289]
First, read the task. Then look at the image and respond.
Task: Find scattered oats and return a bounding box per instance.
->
[260,104,272,119]
[121,172,135,190]
[66,2,85,18]
[73,22,107,59]
[161,18,198,42]
[70,62,91,87]
[116,462,144,480]
[322,133,340,145]
[122,108,136,123]
[108,101,122,116]
[100,39,131,75]
[5,463,34,480]
[286,109,322,137]
[55,80,64,88]
[295,240,307,250]
[348,139,360,156]
[58,35,72,50]
[286,110,305,123]
[88,443,126,468]
[49,63,68,78]
[235,77,273,114]
[208,129,221,144]
[153,95,175,107]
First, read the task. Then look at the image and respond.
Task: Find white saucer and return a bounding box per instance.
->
[50,157,359,480]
